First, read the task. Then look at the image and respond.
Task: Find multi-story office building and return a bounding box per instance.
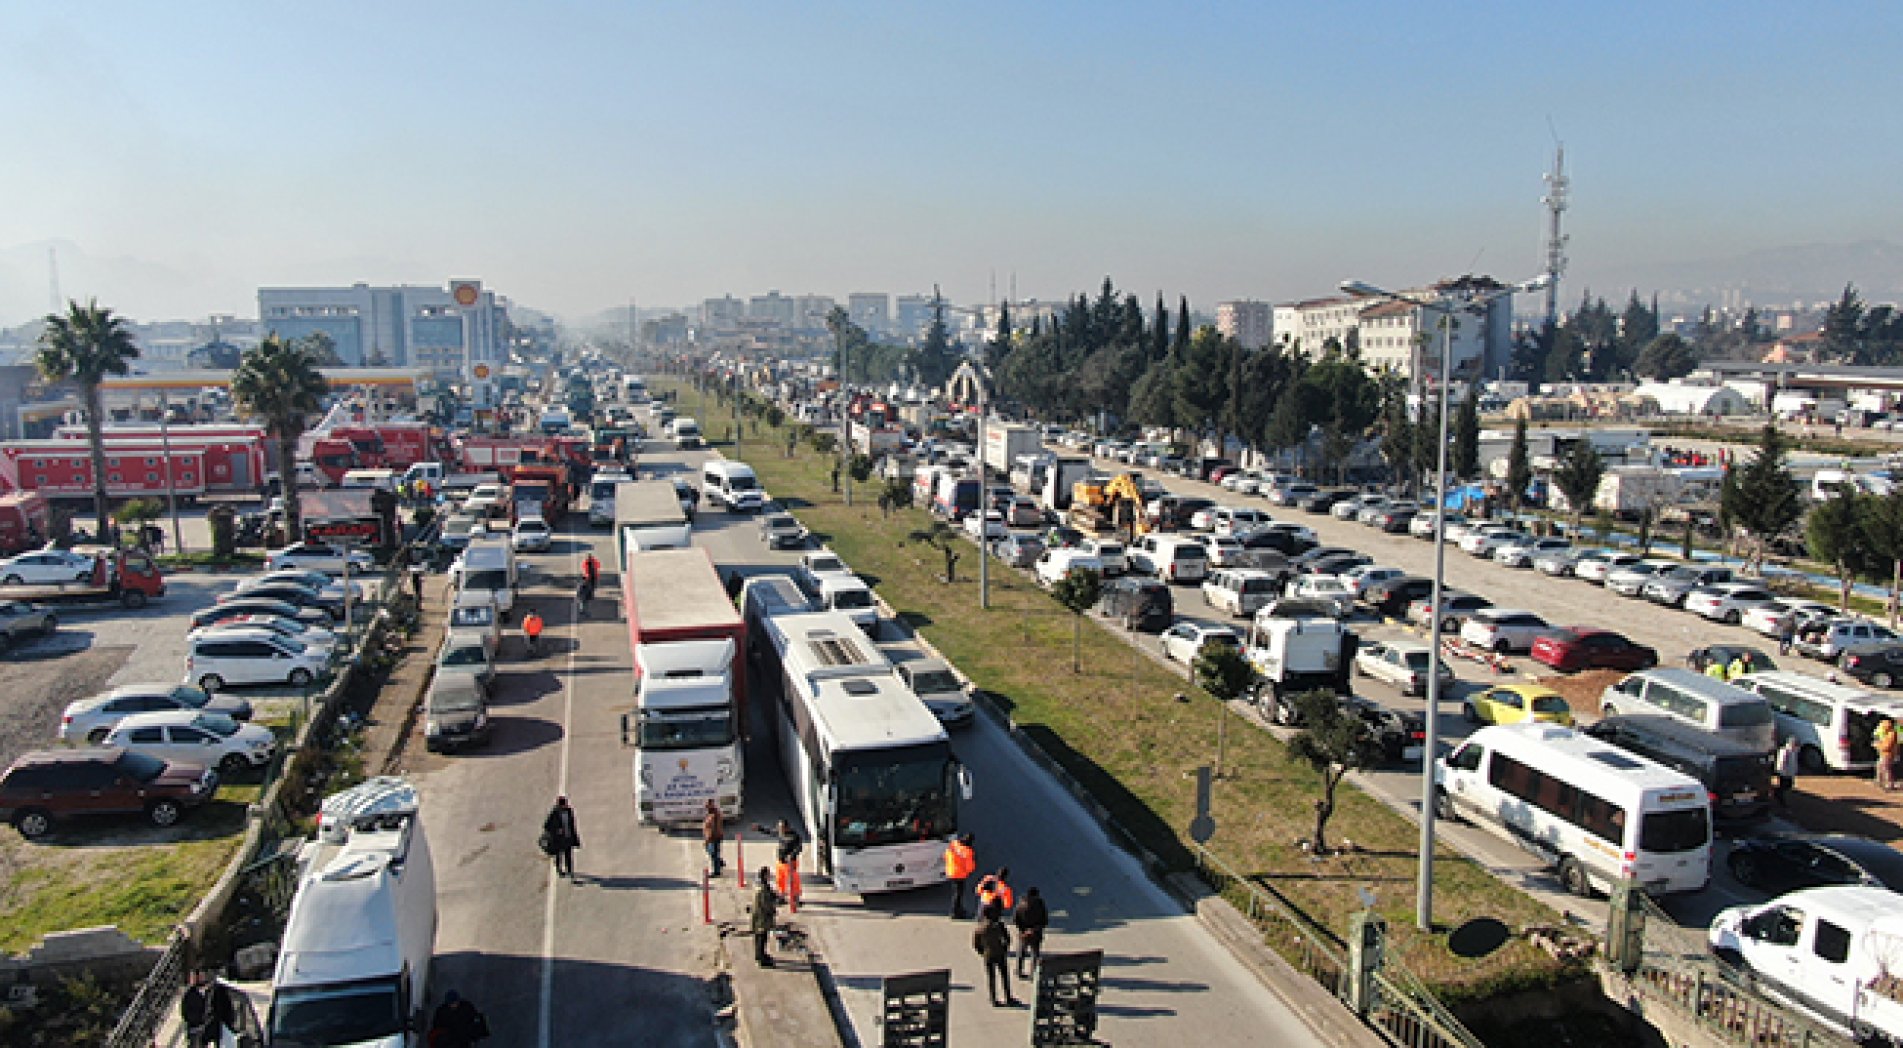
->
[794,295,836,331]
[257,281,506,393]
[748,291,796,327]
[702,295,745,328]
[1216,300,1274,350]
[895,295,932,340]
[848,293,889,335]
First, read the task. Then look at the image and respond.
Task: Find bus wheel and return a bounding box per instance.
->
[1558,857,1592,898]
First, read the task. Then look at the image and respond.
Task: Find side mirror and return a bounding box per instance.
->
[958,765,974,802]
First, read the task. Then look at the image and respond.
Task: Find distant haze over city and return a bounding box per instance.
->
[4,3,1899,328]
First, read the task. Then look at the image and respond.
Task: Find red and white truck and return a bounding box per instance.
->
[0,549,166,609]
[0,493,49,555]
[621,547,746,823]
[0,442,211,501]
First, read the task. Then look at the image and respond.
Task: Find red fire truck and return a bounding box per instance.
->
[302,423,451,486]
[0,442,212,501]
[43,427,272,495]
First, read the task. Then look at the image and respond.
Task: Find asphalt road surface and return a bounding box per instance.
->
[411,438,1317,1047]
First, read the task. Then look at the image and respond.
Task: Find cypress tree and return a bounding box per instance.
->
[1452,390,1480,480]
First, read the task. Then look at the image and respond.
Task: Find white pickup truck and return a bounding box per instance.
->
[1710,885,1903,1043]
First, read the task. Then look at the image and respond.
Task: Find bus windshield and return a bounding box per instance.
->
[834,747,955,848]
[636,708,734,750]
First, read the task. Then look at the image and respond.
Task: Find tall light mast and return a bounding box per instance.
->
[1540,144,1570,329]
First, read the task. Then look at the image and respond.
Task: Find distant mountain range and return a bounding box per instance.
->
[1575,239,1903,311]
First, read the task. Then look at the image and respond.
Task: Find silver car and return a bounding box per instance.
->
[1354,640,1453,697]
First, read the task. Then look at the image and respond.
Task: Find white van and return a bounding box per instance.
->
[1709,886,1903,1043]
[1727,671,1903,773]
[670,417,703,449]
[701,460,765,512]
[270,777,436,1047]
[399,462,444,488]
[1599,668,1777,754]
[455,539,517,615]
[1202,568,1279,618]
[1438,723,1712,897]
[814,574,879,633]
[1130,534,1210,584]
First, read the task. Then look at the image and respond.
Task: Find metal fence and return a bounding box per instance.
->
[1626,893,1853,1048]
[1191,844,1485,1048]
[103,931,192,1048]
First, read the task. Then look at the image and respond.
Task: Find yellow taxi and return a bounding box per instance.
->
[1462,683,1574,726]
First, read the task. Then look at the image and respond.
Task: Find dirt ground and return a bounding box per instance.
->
[1529,669,1625,719]
[0,644,133,770]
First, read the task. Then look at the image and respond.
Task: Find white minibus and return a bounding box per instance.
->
[1437,723,1712,898]
[1727,671,1903,773]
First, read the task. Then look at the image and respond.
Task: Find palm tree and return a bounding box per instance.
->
[36,300,141,536]
[232,335,330,539]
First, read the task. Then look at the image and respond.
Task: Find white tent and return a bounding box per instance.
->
[1634,382,1752,416]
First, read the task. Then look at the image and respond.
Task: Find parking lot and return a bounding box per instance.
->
[949,440,1903,933]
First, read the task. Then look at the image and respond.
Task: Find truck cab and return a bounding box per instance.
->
[1710,886,1903,1042]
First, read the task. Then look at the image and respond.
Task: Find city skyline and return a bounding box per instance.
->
[3,1,1900,327]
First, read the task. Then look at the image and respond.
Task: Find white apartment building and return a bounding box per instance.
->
[794,295,835,330]
[1274,295,1371,355]
[1216,300,1274,350]
[1275,278,1520,382]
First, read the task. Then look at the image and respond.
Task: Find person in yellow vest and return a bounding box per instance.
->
[944,834,977,919]
[1876,719,1899,791]
[1704,658,1728,681]
[1727,653,1752,681]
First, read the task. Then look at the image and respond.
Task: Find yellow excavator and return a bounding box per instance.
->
[1068,472,1151,539]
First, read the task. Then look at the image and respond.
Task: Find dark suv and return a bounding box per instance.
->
[0,748,218,839]
[1096,577,1174,632]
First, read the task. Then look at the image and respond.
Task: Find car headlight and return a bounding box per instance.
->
[425,720,440,735]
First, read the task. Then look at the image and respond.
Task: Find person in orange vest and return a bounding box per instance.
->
[523,610,545,657]
[753,819,804,909]
[976,867,1015,915]
[944,833,977,919]
[583,553,600,588]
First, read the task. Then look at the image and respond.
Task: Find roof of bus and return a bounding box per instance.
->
[763,611,891,680]
[808,672,948,752]
[1465,723,1706,798]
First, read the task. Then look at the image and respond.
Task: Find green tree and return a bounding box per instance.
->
[1379,392,1414,492]
[1049,567,1103,673]
[988,300,1013,370]
[1286,690,1384,855]
[1552,439,1605,537]
[1195,645,1254,704]
[1808,488,1871,609]
[1824,283,1867,363]
[1634,333,1701,380]
[114,497,163,547]
[299,330,344,366]
[1452,389,1480,480]
[916,285,957,387]
[233,334,331,539]
[905,519,964,583]
[1862,488,1903,625]
[36,300,142,536]
[1505,416,1532,514]
[1722,424,1804,573]
[1618,290,1660,371]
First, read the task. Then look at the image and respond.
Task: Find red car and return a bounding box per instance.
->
[1530,628,1659,672]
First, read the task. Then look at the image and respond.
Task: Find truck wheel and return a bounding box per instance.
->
[1558,857,1593,897]
[1,574,19,586]
[14,808,51,839]
[198,674,225,692]
[147,800,183,828]
[122,590,147,609]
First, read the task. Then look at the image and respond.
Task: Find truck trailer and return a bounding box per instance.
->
[614,480,692,564]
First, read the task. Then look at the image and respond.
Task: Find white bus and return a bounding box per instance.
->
[754,609,969,893]
[1437,723,1712,898]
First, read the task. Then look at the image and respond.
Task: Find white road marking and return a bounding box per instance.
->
[538,553,584,1048]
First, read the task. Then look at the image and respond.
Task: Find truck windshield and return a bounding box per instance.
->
[832,589,873,610]
[636,708,734,750]
[728,474,758,490]
[269,976,403,1045]
[834,748,956,848]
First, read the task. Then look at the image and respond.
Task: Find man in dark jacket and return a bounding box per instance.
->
[1014,886,1050,978]
[429,989,491,1046]
[751,867,780,967]
[755,818,803,906]
[543,796,581,880]
[179,969,235,1047]
[974,902,1019,1006]
[702,799,725,876]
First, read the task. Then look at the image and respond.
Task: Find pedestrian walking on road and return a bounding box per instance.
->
[750,868,780,967]
[1778,617,1797,657]
[974,902,1019,1007]
[754,819,804,906]
[409,563,426,606]
[976,867,1014,915]
[179,969,235,1048]
[944,833,976,919]
[583,552,600,588]
[542,796,581,880]
[576,576,594,618]
[428,989,491,1047]
[523,611,545,657]
[702,799,725,875]
[1014,887,1049,978]
[1774,736,1802,808]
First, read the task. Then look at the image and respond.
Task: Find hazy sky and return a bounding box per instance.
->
[3,1,1899,326]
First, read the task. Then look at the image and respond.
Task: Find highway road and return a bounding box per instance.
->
[408,437,1321,1047]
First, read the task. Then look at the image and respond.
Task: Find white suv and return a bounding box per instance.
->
[1459,608,1553,654]
[1684,582,1777,624]
[185,628,330,691]
[101,710,278,774]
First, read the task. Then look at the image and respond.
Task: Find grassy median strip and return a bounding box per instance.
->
[666,382,1578,1000]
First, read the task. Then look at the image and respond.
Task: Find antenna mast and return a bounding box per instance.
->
[1540,143,1570,329]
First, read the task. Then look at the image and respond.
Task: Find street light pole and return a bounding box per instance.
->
[1340,274,1548,931]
